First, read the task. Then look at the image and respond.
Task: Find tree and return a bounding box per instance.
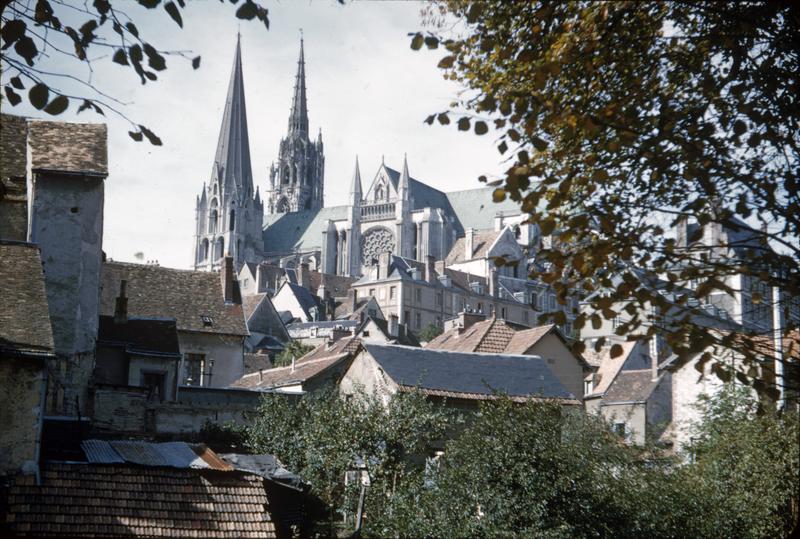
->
[418,322,443,342]
[411,1,799,399]
[1,0,269,144]
[272,339,314,367]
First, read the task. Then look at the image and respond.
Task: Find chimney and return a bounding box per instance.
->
[299,262,310,289]
[676,216,688,248]
[259,369,264,382]
[221,256,235,303]
[378,252,391,280]
[458,311,486,332]
[425,255,436,284]
[114,280,128,324]
[348,287,358,312]
[465,228,475,260]
[489,268,498,298]
[388,314,399,338]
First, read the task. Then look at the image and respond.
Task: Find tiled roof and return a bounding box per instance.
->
[4,462,276,538]
[503,325,555,355]
[300,335,362,362]
[588,341,639,397]
[445,230,503,265]
[245,353,273,373]
[97,316,181,357]
[426,318,553,355]
[230,352,351,390]
[27,119,108,175]
[364,344,575,401]
[100,262,247,336]
[1,114,28,181]
[287,268,357,297]
[602,369,659,404]
[242,293,267,320]
[0,241,54,355]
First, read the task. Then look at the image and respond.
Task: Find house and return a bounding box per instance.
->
[2,439,296,538]
[426,313,590,399]
[242,292,288,356]
[271,280,326,323]
[444,226,525,279]
[99,257,248,388]
[0,241,54,477]
[94,284,183,402]
[339,344,580,410]
[583,341,672,446]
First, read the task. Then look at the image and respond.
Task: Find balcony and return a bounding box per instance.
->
[361,202,396,222]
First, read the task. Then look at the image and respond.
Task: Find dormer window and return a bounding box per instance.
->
[201,315,214,327]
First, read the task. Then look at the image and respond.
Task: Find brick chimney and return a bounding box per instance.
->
[114,280,128,324]
[298,262,310,289]
[465,228,475,260]
[221,256,235,303]
[425,255,436,283]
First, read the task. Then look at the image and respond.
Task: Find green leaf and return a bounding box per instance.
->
[424,36,439,49]
[10,76,24,90]
[492,189,506,202]
[43,95,69,115]
[126,22,139,37]
[410,33,424,51]
[609,344,623,358]
[474,121,488,135]
[437,113,450,125]
[457,117,470,131]
[113,48,129,65]
[1,20,27,49]
[29,83,49,110]
[129,130,144,142]
[143,43,166,71]
[14,36,38,66]
[532,136,548,152]
[438,55,455,69]
[4,86,22,106]
[498,141,508,154]
[139,125,162,146]
[164,1,183,27]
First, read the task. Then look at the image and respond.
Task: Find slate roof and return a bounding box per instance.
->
[602,369,659,404]
[283,282,324,320]
[97,316,181,358]
[445,186,522,233]
[1,114,28,180]
[445,230,503,265]
[245,353,273,373]
[4,462,276,538]
[364,343,575,401]
[242,293,267,320]
[100,262,248,336]
[0,241,54,356]
[27,119,108,175]
[262,205,348,254]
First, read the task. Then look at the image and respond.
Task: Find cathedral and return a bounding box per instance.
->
[193,37,527,276]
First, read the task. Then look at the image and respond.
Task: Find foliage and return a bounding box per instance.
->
[412,1,799,397]
[418,323,444,342]
[272,339,314,367]
[246,388,453,534]
[0,0,269,143]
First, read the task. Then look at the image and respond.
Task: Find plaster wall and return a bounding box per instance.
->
[529,333,587,398]
[0,357,45,476]
[178,332,244,388]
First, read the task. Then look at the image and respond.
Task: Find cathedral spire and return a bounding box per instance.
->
[212,34,253,198]
[399,153,410,199]
[288,37,309,135]
[350,155,362,203]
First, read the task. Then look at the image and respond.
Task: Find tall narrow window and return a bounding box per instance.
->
[183,353,205,386]
[229,209,235,231]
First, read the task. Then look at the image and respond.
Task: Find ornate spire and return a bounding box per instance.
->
[211,34,254,199]
[350,155,362,203]
[288,37,309,134]
[399,153,410,198]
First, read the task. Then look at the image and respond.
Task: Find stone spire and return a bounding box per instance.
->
[399,153,410,200]
[212,34,253,199]
[288,37,309,135]
[350,155,362,203]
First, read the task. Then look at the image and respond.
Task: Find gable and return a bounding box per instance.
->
[486,227,524,261]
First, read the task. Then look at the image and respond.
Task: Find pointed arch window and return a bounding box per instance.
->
[209,199,219,233]
[375,184,384,202]
[229,209,236,231]
[199,239,209,262]
[215,237,225,260]
[283,166,291,185]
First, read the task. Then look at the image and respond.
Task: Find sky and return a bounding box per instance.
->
[5,0,508,269]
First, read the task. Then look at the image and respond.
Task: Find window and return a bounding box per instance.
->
[184,353,205,386]
[415,288,422,302]
[523,311,529,323]
[404,310,410,324]
[436,293,443,306]
[369,288,376,297]
[614,422,626,438]
[549,294,556,310]
[477,302,483,313]
[501,307,506,318]
[415,312,422,329]
[141,371,166,402]
[200,315,214,327]
[390,286,396,300]
[584,379,593,395]
[229,209,235,231]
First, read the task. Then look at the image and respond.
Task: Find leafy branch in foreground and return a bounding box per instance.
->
[1,0,270,144]
[412,1,799,400]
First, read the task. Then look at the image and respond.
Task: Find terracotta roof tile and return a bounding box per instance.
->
[4,463,275,537]
[0,241,54,355]
[503,325,554,355]
[231,353,350,389]
[100,262,247,336]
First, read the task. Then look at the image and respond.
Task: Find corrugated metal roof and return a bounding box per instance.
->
[81,440,124,464]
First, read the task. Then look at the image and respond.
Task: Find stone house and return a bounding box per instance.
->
[99,257,248,388]
[241,292,288,356]
[0,241,54,478]
[425,314,591,399]
[271,280,326,323]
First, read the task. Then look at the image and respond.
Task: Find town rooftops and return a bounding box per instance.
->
[445,229,504,265]
[231,352,352,390]
[0,241,54,357]
[97,315,181,358]
[27,118,108,176]
[100,261,248,336]
[363,343,577,402]
[601,369,660,404]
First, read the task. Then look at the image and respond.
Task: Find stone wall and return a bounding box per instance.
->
[0,357,46,476]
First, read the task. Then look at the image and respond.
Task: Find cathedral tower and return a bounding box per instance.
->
[267,38,325,214]
[194,35,264,271]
